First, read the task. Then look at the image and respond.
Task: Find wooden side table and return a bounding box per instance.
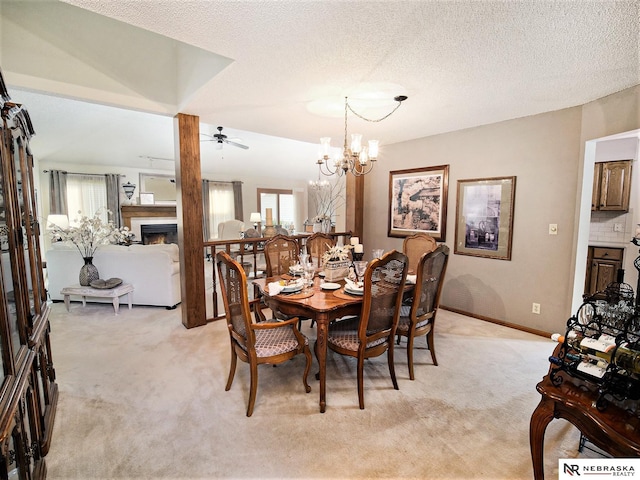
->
[530,372,640,480]
[60,283,134,315]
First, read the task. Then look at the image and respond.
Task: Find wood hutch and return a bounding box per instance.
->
[0,69,57,478]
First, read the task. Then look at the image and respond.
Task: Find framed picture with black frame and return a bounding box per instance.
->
[388,165,449,241]
[454,176,516,260]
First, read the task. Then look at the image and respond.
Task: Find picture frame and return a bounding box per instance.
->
[454,176,516,260]
[139,192,155,205]
[388,165,449,241]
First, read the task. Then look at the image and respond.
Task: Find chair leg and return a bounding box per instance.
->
[302,345,312,393]
[388,344,399,391]
[407,334,415,381]
[247,362,258,417]
[426,330,438,366]
[357,355,365,409]
[225,347,237,391]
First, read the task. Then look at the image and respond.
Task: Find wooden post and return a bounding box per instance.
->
[174,113,206,328]
[345,173,364,239]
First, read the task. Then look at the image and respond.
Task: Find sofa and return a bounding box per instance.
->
[46,243,181,308]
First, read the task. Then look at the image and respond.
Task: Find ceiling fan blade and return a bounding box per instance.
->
[224,139,249,150]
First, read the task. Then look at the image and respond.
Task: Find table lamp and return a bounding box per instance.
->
[250,212,262,234]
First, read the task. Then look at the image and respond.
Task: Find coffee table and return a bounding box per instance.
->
[60,283,134,315]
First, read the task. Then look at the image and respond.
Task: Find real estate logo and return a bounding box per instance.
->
[559,459,639,479]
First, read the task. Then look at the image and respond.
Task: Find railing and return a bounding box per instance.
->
[204,231,353,321]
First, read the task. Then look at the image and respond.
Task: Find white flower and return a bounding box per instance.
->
[49,208,133,257]
[322,244,352,263]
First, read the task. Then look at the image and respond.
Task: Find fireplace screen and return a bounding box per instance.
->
[141,224,178,245]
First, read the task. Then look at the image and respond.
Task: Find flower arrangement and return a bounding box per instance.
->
[49,209,133,258]
[322,244,353,263]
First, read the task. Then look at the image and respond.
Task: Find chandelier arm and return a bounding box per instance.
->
[346,99,404,123]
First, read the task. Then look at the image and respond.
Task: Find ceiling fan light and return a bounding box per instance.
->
[368,139,379,159]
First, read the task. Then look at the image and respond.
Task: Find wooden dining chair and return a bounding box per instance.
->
[263,234,299,277]
[216,251,312,417]
[402,232,437,273]
[396,245,449,380]
[327,250,408,409]
[306,232,335,268]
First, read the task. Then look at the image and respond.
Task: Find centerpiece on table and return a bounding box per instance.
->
[49,209,134,286]
[321,244,352,282]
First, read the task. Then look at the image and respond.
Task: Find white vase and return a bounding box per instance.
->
[313,222,322,233]
[321,218,332,233]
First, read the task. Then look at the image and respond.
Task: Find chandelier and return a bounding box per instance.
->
[316,95,407,177]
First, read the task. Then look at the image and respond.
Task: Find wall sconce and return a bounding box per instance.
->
[122,182,136,205]
[250,212,262,234]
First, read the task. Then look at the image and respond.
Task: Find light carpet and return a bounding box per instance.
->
[45,301,593,479]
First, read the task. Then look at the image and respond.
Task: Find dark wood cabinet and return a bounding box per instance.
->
[592,160,632,211]
[585,246,624,298]
[0,68,56,478]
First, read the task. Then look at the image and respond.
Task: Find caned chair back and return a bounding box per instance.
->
[412,245,449,322]
[216,251,254,349]
[264,234,299,277]
[306,233,335,268]
[360,250,409,346]
[402,233,437,273]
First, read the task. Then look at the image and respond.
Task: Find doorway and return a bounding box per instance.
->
[573,129,640,312]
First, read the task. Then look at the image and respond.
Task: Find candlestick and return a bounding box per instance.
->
[350,237,359,246]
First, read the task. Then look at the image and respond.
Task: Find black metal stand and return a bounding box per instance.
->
[631,237,640,309]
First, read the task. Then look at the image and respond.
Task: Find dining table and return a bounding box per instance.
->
[253,274,364,412]
[253,272,414,413]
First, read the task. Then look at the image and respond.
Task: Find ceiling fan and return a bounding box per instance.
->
[201,126,249,150]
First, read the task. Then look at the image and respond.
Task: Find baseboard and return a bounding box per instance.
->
[439,305,552,339]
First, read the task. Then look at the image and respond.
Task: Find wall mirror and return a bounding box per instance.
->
[139,173,176,204]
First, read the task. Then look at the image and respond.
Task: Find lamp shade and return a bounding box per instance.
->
[249,212,261,223]
[47,214,69,230]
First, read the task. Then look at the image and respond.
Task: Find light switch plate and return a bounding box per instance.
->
[549,224,558,235]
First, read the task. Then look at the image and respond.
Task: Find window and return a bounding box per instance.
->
[257,188,294,230]
[208,182,235,238]
[66,174,108,224]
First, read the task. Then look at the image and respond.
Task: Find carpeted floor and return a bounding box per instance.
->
[45,301,593,479]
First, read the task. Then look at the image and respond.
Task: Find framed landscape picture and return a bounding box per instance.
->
[454,176,516,260]
[388,165,449,241]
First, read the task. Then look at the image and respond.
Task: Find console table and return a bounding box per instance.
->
[60,283,134,315]
[530,366,640,479]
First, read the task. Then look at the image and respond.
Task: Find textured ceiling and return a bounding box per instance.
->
[1,0,639,179]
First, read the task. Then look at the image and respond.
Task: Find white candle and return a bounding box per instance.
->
[636,225,640,237]
[354,244,363,253]
[350,237,359,246]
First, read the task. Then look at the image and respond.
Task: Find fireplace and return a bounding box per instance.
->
[141,223,178,245]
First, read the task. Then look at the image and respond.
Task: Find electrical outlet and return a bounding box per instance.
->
[532,303,541,314]
[614,223,623,232]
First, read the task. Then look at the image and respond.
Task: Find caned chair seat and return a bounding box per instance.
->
[252,328,309,357]
[397,306,430,334]
[327,317,387,351]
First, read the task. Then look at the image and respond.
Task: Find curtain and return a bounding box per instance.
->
[208,182,234,239]
[66,174,108,224]
[48,170,68,215]
[202,180,211,241]
[104,174,121,228]
[232,181,243,221]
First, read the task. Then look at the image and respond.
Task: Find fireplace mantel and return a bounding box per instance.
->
[121,205,177,229]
